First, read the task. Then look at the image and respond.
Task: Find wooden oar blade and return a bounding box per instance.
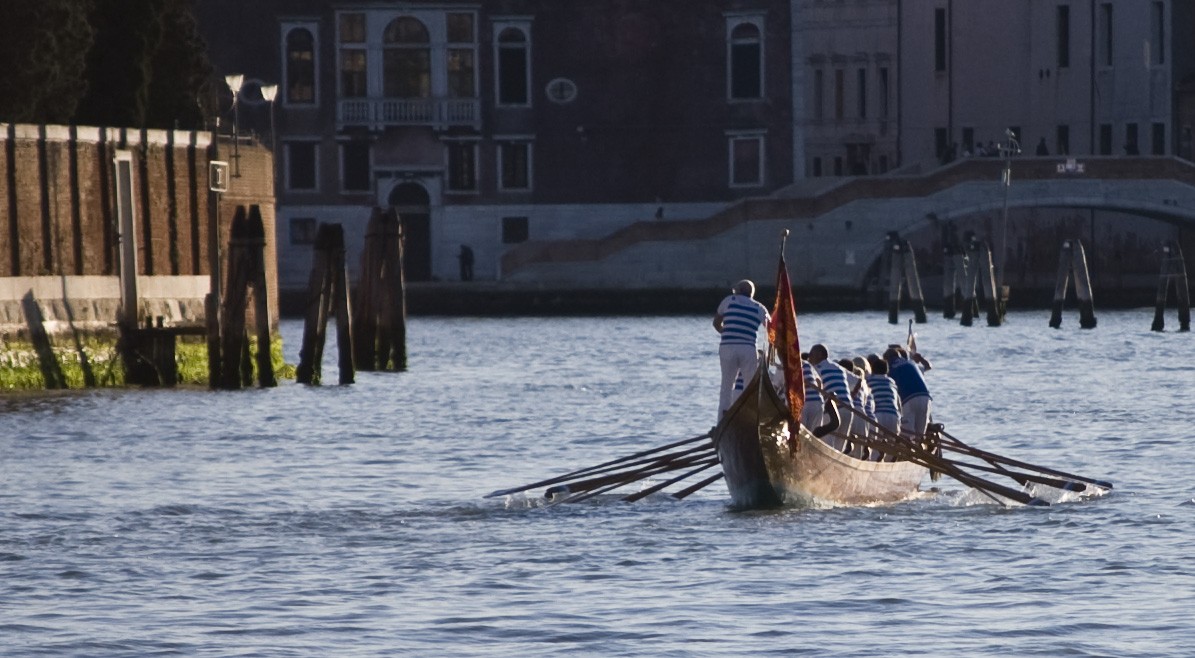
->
[621,459,721,503]
[673,472,725,500]
[484,433,713,499]
[544,450,718,503]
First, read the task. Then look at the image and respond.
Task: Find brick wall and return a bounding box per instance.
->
[0,123,278,328]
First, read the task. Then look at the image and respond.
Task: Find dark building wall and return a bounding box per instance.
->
[197,0,794,206]
[514,1,793,205]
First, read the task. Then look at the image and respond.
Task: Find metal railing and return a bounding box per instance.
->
[337,97,480,130]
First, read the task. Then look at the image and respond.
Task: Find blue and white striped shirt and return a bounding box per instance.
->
[802,361,823,406]
[867,373,901,416]
[814,361,851,404]
[716,294,770,346]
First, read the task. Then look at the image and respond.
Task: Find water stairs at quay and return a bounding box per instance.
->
[488,156,1195,318]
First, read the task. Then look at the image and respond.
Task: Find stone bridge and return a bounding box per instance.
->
[500,157,1195,294]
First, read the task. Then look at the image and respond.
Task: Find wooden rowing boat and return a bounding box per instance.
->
[713,360,927,509]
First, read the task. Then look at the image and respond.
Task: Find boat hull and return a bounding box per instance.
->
[713,363,926,509]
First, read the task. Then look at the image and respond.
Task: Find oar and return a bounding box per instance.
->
[936,427,1113,491]
[946,458,1086,492]
[621,458,721,503]
[813,386,1046,506]
[542,443,716,495]
[544,447,716,497]
[552,451,719,504]
[673,472,725,500]
[484,433,712,498]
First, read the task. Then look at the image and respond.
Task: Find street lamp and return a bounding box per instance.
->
[997,127,1021,292]
[260,83,279,196]
[224,73,244,176]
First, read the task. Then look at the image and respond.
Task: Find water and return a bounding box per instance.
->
[2,310,1193,657]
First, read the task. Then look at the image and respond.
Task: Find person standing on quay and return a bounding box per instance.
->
[457,244,474,281]
[713,279,770,420]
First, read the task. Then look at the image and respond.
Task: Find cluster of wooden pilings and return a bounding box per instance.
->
[118,204,275,389]
[885,234,1189,332]
[296,207,407,385]
[217,205,276,388]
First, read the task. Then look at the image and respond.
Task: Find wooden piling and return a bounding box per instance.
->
[246,206,276,387]
[961,237,1001,326]
[330,224,355,384]
[1151,240,1191,332]
[976,241,1002,327]
[379,207,408,371]
[218,207,251,389]
[295,224,334,385]
[352,207,407,371]
[886,238,903,324]
[295,223,354,385]
[885,237,927,325]
[901,240,928,324]
[1049,240,1097,329]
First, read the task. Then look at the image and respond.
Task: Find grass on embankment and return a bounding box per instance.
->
[0,336,296,391]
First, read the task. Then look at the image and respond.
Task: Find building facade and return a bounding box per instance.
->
[195,0,1194,300]
[897,0,1195,164]
[198,0,795,293]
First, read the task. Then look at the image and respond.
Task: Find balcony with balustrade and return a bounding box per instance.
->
[337,97,481,131]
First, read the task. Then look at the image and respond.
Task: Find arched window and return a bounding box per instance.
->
[496,27,529,105]
[729,22,762,100]
[286,28,315,103]
[384,17,431,98]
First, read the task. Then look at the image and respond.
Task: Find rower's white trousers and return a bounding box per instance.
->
[875,411,901,436]
[901,396,932,439]
[719,343,758,419]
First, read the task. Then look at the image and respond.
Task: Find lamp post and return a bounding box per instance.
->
[224,73,244,176]
[997,127,1021,292]
[261,84,278,194]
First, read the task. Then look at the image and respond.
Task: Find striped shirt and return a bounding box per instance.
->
[802,361,823,406]
[814,361,851,405]
[867,374,901,416]
[716,294,770,346]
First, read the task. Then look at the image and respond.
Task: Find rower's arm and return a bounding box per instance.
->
[713,314,724,333]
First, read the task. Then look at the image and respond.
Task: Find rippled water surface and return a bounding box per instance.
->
[2,310,1193,657]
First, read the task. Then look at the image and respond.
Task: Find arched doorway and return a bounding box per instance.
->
[388,182,431,281]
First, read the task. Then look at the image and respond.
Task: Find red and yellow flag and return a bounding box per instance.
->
[768,257,804,426]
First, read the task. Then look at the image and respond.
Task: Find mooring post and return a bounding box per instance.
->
[219,206,251,389]
[1049,241,1072,328]
[887,238,903,325]
[1176,246,1191,332]
[382,207,408,371]
[901,240,928,323]
[246,206,276,387]
[976,241,1002,327]
[961,238,982,327]
[1071,240,1097,329]
[296,223,334,384]
[1152,240,1191,332]
[328,224,355,385]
